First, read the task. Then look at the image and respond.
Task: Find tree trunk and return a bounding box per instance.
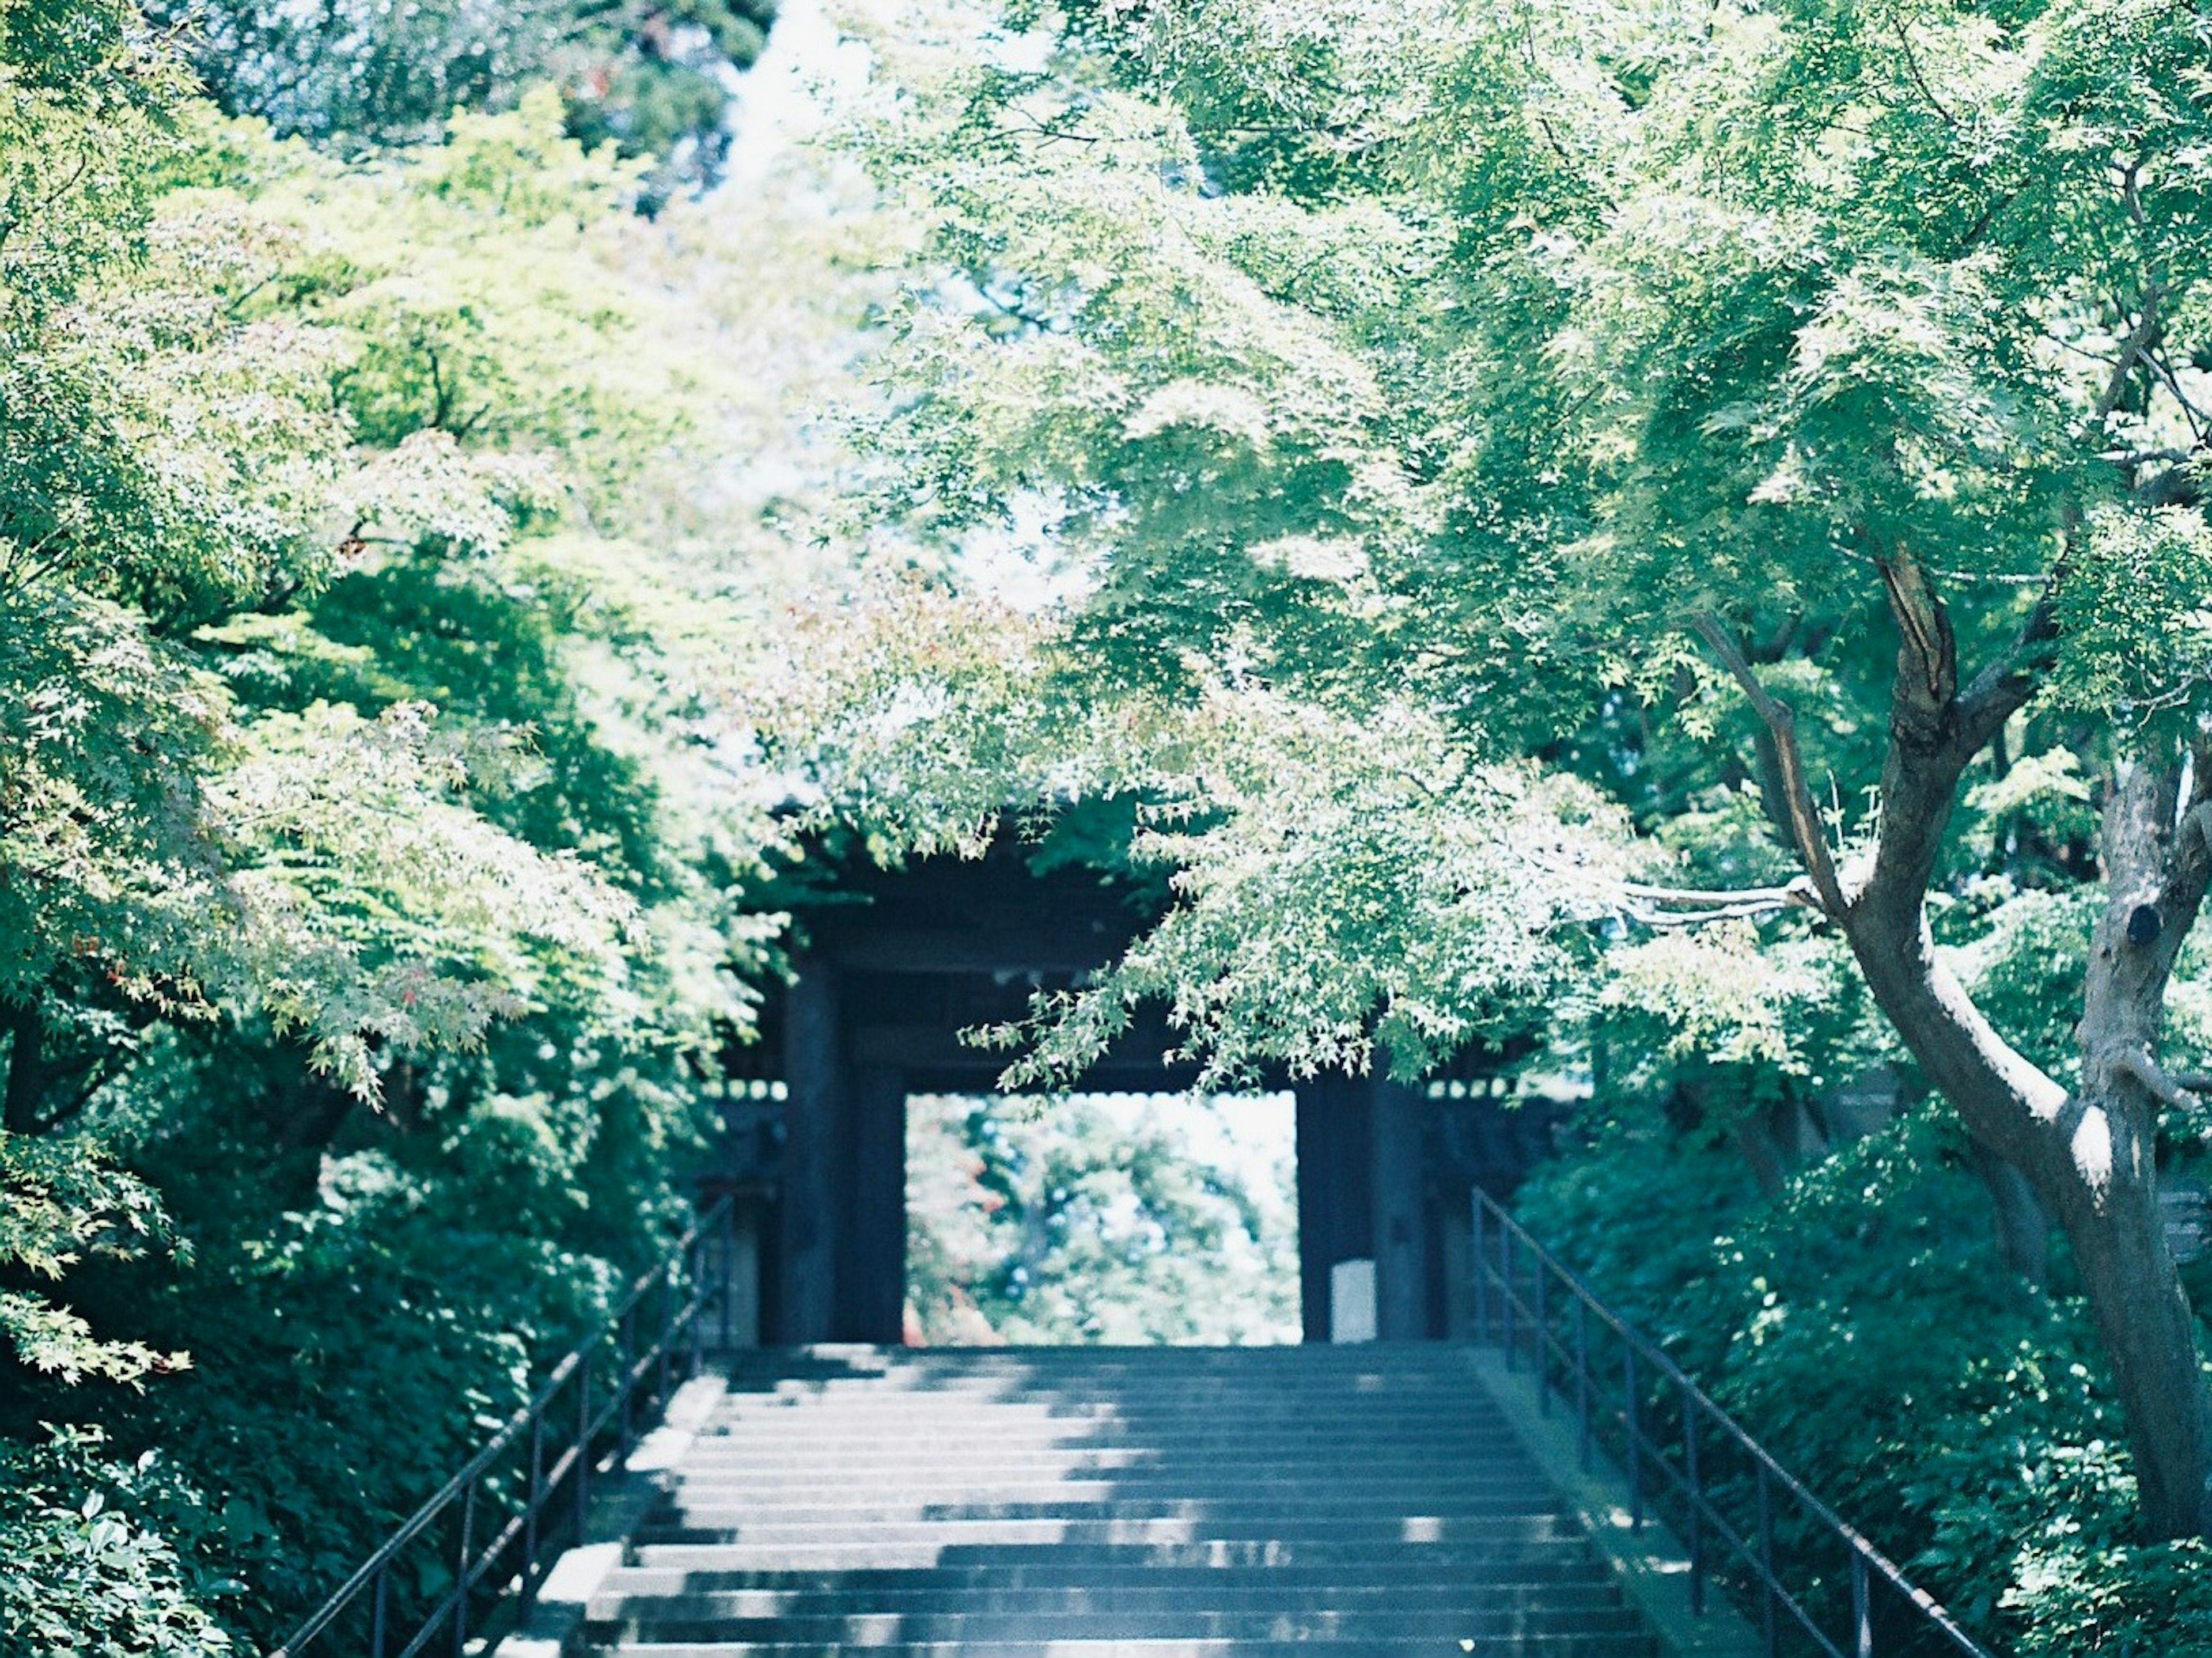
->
[1964,1138,2051,1291]
[2,1001,44,1135]
[1695,579,2212,1539]
[2058,1165,2212,1536]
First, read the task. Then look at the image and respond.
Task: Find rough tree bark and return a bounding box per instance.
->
[1695,560,2212,1540]
[2,1001,45,1136]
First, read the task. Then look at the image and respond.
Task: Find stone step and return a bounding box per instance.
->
[672,1459,1546,1480]
[671,1464,1550,1481]
[628,1539,1603,1572]
[692,1428,1512,1444]
[601,1561,1622,1596]
[590,1583,1630,1618]
[590,1607,1652,1643]
[700,1420,1509,1433]
[685,1432,1521,1450]
[707,1406,1504,1424]
[722,1348,1471,1368]
[595,1638,1657,1658]
[659,1495,1574,1520]
[665,1476,1551,1499]
[635,1515,1581,1547]
[677,1451,1537,1470]
[719,1397,1490,1405]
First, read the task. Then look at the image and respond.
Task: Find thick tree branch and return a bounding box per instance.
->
[2116,1048,2198,1115]
[2095,282,2165,426]
[1955,581,2062,752]
[1691,612,1847,916]
[1619,878,1821,927]
[1875,554,1955,714]
[1622,881,1809,908]
[1857,553,2046,923]
[1,1002,40,1135]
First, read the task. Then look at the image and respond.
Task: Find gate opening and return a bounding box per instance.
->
[904,1090,1300,1345]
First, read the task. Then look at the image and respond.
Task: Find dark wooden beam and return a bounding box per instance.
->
[813,926,1130,976]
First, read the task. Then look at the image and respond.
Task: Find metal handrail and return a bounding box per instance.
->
[1472,1189,1998,1658]
[268,1195,738,1658]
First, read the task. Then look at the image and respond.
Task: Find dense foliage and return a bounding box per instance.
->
[780,0,2212,1640]
[14,0,2212,1646]
[1520,1103,2212,1655]
[0,0,840,1646]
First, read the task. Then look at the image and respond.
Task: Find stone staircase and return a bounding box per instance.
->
[581,1344,1659,1658]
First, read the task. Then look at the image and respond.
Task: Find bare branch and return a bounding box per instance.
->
[1890,19,1957,126]
[2094,283,2164,424]
[2116,1048,2197,1114]
[1955,579,2062,750]
[1690,612,1847,917]
[1622,881,1809,908]
[1619,877,1820,928]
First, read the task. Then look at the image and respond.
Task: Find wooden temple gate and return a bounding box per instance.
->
[711,831,1560,1347]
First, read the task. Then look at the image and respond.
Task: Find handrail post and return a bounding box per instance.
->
[1623,1342,1642,1531]
[658,1261,678,1404]
[1759,1462,1778,1658]
[575,1348,594,1543]
[1533,1257,1550,1416]
[617,1304,637,1469]
[1472,1192,1488,1345]
[1853,1552,1873,1658]
[452,1475,475,1657]
[1683,1379,1704,1616]
[522,1409,545,1608]
[371,1565,388,1658]
[687,1231,707,1379]
[1501,1225,1516,1372]
[1574,1296,1590,1473]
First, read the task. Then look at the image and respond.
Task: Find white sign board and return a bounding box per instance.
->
[1330,1258,1377,1344]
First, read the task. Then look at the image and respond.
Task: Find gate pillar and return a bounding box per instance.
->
[777,958,841,1343]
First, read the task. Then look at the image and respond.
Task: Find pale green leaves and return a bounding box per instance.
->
[212,701,642,1097]
[994,692,1628,1087]
[0,1133,187,1387]
[1597,923,1848,1077]
[2051,504,2212,736]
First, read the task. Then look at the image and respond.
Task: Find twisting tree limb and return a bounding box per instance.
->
[2095,279,2164,426]
[1619,879,1824,925]
[1690,612,1847,917]
[2116,1048,2198,1115]
[1621,882,1809,908]
[1874,553,1956,712]
[1956,577,2062,750]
